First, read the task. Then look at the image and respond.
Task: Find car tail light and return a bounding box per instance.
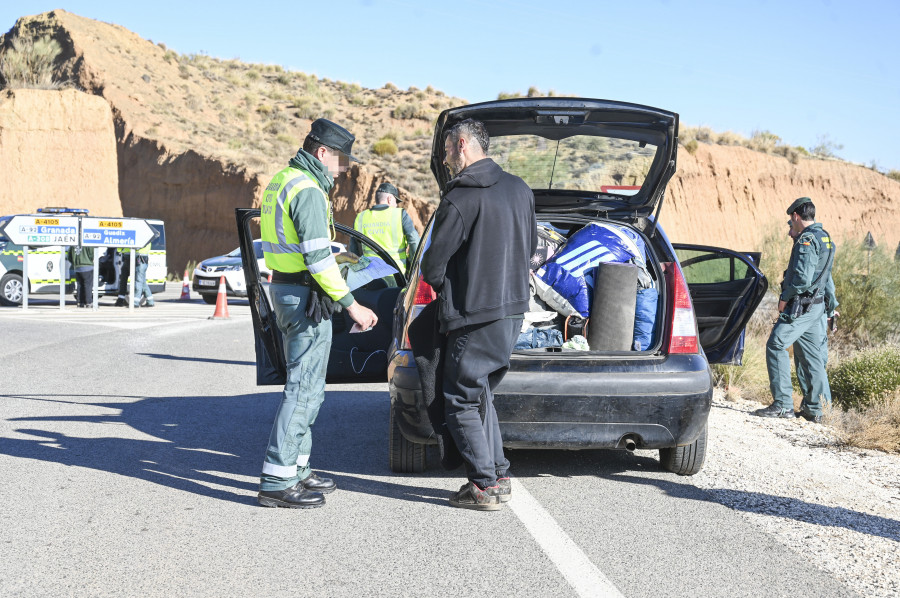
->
[401,274,437,350]
[666,262,699,354]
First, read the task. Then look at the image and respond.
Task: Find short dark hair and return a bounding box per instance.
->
[446,118,489,154]
[303,136,327,155]
[794,201,816,221]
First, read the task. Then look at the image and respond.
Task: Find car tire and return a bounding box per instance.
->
[201,294,218,305]
[0,273,24,306]
[389,403,425,473]
[659,423,707,476]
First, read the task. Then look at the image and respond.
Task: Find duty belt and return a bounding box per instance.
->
[271,270,313,286]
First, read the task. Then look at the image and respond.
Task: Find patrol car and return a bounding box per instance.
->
[0,209,167,305]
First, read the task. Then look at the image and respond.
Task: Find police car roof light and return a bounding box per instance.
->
[36,207,89,214]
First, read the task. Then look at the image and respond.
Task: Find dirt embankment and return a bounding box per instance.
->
[1,10,898,273]
[0,88,120,217]
[667,143,900,251]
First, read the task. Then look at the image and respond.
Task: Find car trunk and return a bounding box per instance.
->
[510,211,677,361]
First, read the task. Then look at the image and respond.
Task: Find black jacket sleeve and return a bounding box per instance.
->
[421,200,465,292]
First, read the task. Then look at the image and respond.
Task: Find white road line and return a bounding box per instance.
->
[508,478,625,598]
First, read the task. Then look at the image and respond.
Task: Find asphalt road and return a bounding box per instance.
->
[0,290,858,597]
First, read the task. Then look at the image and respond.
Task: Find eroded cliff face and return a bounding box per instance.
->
[666,144,900,251]
[0,89,120,217]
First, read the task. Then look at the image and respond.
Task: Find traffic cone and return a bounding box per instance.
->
[208,275,230,320]
[179,269,191,301]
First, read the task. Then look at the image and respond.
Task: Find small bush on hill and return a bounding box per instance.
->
[393,102,429,120]
[684,140,699,155]
[887,170,900,182]
[0,35,63,89]
[809,134,843,159]
[829,346,900,410]
[373,137,398,156]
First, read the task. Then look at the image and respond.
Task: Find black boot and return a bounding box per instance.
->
[258,484,325,509]
[299,472,336,494]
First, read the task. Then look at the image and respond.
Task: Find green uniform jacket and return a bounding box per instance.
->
[780,222,838,316]
[261,149,354,308]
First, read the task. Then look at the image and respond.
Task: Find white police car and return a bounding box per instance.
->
[192,240,269,304]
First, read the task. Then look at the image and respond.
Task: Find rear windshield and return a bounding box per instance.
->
[490,134,657,195]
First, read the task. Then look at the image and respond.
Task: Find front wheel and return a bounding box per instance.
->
[389,404,425,473]
[201,294,218,305]
[659,423,707,475]
[0,273,24,306]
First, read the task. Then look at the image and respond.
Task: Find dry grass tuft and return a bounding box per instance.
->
[827,392,900,453]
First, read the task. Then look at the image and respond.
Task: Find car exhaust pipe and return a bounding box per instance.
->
[621,435,637,452]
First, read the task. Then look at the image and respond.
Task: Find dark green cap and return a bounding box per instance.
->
[307,118,359,162]
[376,182,400,201]
[786,196,812,215]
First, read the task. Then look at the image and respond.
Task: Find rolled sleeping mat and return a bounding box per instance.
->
[588,262,638,350]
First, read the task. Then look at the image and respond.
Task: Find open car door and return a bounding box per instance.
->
[673,244,768,365]
[235,208,407,385]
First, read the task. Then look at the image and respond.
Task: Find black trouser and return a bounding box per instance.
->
[442,318,520,489]
[75,269,93,306]
[117,253,131,297]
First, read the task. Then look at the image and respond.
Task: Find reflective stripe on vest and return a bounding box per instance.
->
[260,167,330,273]
[354,207,407,274]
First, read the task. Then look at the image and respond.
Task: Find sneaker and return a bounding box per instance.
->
[487,477,511,503]
[752,404,795,419]
[114,298,127,307]
[449,481,501,511]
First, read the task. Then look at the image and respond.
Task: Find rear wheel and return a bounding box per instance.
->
[389,404,425,473]
[659,423,707,475]
[202,294,218,304]
[0,273,24,306]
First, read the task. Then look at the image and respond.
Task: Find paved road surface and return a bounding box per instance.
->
[0,290,859,597]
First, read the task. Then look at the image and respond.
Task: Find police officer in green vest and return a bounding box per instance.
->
[133,242,154,307]
[350,182,420,277]
[755,197,837,423]
[257,118,378,509]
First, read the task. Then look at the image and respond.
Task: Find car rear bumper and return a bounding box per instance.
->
[388,351,712,450]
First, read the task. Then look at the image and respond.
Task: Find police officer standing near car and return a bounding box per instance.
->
[257,118,378,509]
[350,182,420,278]
[756,197,836,423]
[422,118,537,510]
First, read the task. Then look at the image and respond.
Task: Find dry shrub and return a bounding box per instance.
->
[712,322,772,402]
[715,131,745,146]
[827,391,900,453]
[373,137,398,156]
[684,140,699,155]
[393,102,430,120]
[0,35,64,89]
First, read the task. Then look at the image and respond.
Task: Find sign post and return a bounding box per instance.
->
[79,218,158,312]
[0,215,79,310]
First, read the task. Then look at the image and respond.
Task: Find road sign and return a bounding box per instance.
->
[79,217,158,248]
[0,215,79,246]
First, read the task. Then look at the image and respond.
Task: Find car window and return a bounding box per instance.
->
[675,249,754,284]
[490,134,657,194]
[226,247,241,258]
[253,241,264,259]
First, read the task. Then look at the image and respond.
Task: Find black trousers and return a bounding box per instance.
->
[442,318,520,489]
[75,269,93,306]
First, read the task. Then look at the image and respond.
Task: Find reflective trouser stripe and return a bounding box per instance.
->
[262,462,297,478]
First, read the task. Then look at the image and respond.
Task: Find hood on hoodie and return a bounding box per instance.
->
[447,158,502,192]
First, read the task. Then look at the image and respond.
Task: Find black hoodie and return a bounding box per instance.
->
[422,158,537,333]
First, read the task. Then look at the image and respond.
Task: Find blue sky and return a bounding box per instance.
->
[3,0,899,171]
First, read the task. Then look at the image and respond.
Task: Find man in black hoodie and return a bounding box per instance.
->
[422,118,537,510]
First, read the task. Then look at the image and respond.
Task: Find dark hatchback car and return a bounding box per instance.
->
[239,97,767,478]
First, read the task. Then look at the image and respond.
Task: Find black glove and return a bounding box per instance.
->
[305,280,337,323]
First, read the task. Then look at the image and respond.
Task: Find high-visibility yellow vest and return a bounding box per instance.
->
[354,206,408,274]
[260,166,348,300]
